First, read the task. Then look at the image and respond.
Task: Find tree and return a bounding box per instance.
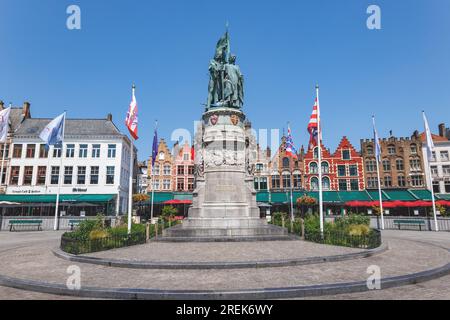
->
[133,194,149,202]
[161,205,178,226]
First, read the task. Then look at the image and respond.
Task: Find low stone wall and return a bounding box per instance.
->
[0,216,121,231]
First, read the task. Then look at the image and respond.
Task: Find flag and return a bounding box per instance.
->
[285,125,298,159]
[0,107,11,143]
[39,113,66,146]
[307,98,319,149]
[191,143,195,161]
[372,116,382,163]
[151,128,158,167]
[125,86,138,140]
[423,111,435,160]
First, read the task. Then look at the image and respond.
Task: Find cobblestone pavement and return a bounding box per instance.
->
[0,230,449,299]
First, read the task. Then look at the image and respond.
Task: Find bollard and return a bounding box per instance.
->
[146,222,150,242]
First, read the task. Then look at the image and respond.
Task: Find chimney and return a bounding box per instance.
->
[439,123,446,137]
[0,101,4,110]
[22,102,31,119]
[106,113,113,121]
[266,147,271,158]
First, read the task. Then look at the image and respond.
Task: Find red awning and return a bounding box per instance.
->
[163,199,193,205]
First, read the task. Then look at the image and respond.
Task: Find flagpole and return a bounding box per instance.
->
[150,121,158,224]
[54,112,66,231]
[316,85,324,235]
[423,111,439,232]
[128,137,134,234]
[372,116,385,230]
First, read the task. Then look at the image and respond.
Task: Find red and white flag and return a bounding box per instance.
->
[125,85,138,140]
[307,98,320,149]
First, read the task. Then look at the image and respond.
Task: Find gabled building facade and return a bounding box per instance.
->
[147,139,173,193]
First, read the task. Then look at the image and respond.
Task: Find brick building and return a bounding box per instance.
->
[269,136,304,191]
[253,144,271,191]
[304,136,365,191]
[361,131,425,190]
[147,139,173,192]
[172,141,195,192]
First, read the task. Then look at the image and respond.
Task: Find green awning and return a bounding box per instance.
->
[437,194,450,200]
[409,189,432,201]
[367,190,389,201]
[173,193,193,201]
[256,191,270,202]
[270,192,289,203]
[338,191,372,202]
[304,191,341,203]
[0,194,115,203]
[383,190,417,201]
[147,192,174,203]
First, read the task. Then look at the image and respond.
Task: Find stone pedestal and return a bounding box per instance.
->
[163,108,289,241]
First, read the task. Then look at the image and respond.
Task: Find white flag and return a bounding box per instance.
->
[39,112,66,146]
[422,111,435,160]
[0,107,11,143]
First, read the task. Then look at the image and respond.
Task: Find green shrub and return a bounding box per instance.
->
[334,214,370,230]
[347,224,370,236]
[89,230,109,240]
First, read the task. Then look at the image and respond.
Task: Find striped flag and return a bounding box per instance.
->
[423,111,435,160]
[125,85,138,140]
[372,116,382,163]
[307,98,320,149]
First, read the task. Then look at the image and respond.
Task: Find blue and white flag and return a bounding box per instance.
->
[372,116,382,163]
[0,107,11,143]
[422,111,435,160]
[39,112,66,147]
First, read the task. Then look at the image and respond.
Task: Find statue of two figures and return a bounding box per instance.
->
[206,31,244,110]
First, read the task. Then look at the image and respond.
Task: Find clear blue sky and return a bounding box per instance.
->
[1,0,449,161]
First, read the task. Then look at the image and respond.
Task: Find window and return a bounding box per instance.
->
[92,144,101,158]
[39,145,48,158]
[163,165,171,175]
[188,178,194,191]
[350,179,359,191]
[10,166,20,185]
[309,162,318,174]
[293,175,302,188]
[256,163,264,172]
[0,144,9,158]
[321,162,329,174]
[410,158,421,171]
[396,159,404,171]
[37,166,46,185]
[64,166,73,185]
[0,167,6,184]
[254,178,260,190]
[313,147,319,159]
[108,144,116,158]
[431,166,439,177]
[51,166,60,185]
[322,177,330,191]
[338,179,348,191]
[310,177,319,191]
[349,165,358,176]
[443,165,450,176]
[282,174,291,189]
[177,178,184,191]
[366,160,376,172]
[153,165,160,175]
[382,160,391,171]
[398,176,406,187]
[26,144,36,158]
[433,182,440,194]
[366,146,374,156]
[66,144,75,158]
[177,166,185,175]
[259,177,268,190]
[188,166,195,175]
[272,175,280,189]
[367,177,378,189]
[431,152,437,161]
[410,144,417,154]
[342,150,351,160]
[53,146,61,158]
[384,176,392,188]
[388,145,396,155]
[282,157,290,168]
[411,175,424,187]
[163,179,171,190]
[440,151,449,161]
[77,166,86,184]
[337,165,346,177]
[90,166,99,184]
[183,153,190,161]
[13,144,22,158]
[79,144,88,158]
[159,152,165,161]
[22,166,33,185]
[445,182,450,193]
[106,166,115,184]
[152,179,160,190]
